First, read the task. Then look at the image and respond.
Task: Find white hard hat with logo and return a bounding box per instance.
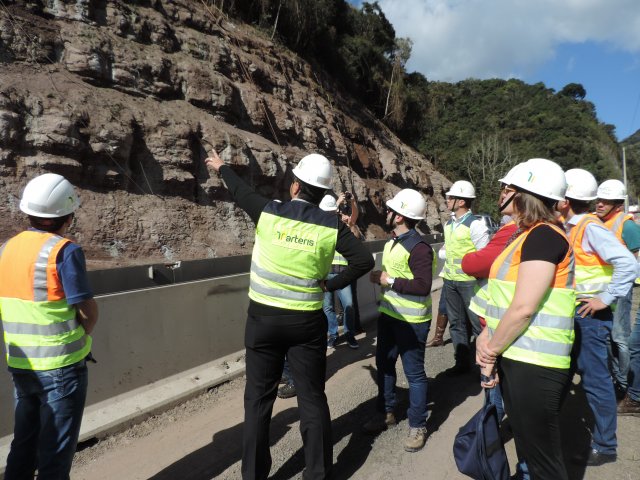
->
[20,173,80,218]
[498,165,523,185]
[386,189,426,220]
[597,179,627,200]
[292,153,333,189]
[445,180,476,199]
[565,168,598,201]
[508,158,566,201]
[319,194,338,212]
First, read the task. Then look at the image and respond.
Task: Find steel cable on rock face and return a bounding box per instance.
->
[0,0,163,201]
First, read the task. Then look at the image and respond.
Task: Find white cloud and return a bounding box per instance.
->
[377,0,640,81]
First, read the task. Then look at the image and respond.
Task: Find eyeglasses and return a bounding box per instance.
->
[501,186,517,194]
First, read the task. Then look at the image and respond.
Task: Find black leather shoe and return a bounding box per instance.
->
[573,448,616,466]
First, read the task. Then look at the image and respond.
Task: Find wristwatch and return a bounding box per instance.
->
[387,277,395,287]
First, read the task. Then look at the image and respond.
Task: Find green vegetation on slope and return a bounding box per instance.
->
[228,0,627,217]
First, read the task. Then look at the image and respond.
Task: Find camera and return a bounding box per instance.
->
[339,192,352,216]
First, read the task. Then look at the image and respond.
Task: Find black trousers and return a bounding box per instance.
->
[241,310,332,480]
[499,357,571,480]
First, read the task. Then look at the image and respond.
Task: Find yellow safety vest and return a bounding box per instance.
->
[0,231,91,370]
[443,213,478,281]
[378,230,434,323]
[484,223,576,369]
[249,200,338,310]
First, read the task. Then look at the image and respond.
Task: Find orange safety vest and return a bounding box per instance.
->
[568,214,613,300]
[0,231,91,370]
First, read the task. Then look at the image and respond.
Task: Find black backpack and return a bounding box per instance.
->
[453,389,510,480]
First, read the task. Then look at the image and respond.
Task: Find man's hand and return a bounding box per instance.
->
[480,363,499,389]
[577,297,608,318]
[370,270,392,287]
[205,150,225,172]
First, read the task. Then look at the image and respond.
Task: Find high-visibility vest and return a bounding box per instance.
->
[469,280,489,317]
[442,212,478,281]
[378,230,434,323]
[569,214,613,300]
[0,231,91,370]
[604,211,634,247]
[332,252,348,266]
[249,200,338,311]
[484,223,576,369]
[468,221,517,317]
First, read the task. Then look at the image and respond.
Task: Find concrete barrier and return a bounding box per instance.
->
[0,241,444,467]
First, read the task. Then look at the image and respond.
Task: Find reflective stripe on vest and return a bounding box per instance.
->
[0,231,91,370]
[378,230,434,323]
[485,223,575,369]
[604,211,634,246]
[569,215,613,300]
[248,201,338,311]
[332,252,348,266]
[443,213,477,281]
[469,280,489,317]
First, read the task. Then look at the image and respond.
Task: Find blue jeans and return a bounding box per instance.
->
[6,361,88,480]
[610,286,633,388]
[443,279,481,363]
[437,284,447,316]
[627,307,640,402]
[323,273,354,336]
[375,313,430,428]
[573,311,617,454]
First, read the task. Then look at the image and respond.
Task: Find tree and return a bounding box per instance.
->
[384,37,412,122]
[463,134,518,216]
[559,83,586,100]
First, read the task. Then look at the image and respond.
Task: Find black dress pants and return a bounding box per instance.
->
[241,310,332,480]
[499,357,571,480]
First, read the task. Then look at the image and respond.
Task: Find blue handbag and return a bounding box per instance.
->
[453,389,510,480]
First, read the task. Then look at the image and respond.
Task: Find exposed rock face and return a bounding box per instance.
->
[0,1,451,268]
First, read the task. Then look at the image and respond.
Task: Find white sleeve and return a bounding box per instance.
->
[470,219,490,250]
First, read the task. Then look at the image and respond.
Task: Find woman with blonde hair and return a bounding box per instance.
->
[476,158,576,480]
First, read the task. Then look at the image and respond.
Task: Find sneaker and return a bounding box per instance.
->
[404,426,427,452]
[345,333,359,349]
[277,383,297,399]
[617,396,640,416]
[362,412,396,435]
[327,334,338,349]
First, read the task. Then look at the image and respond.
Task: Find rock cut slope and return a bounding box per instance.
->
[0,1,450,267]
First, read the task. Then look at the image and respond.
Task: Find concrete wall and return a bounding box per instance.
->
[0,241,444,442]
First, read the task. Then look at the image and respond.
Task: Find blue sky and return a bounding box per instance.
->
[351,0,640,141]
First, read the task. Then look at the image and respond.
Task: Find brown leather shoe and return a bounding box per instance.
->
[427,314,448,347]
[617,395,640,416]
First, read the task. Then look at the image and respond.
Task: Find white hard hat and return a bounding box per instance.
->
[20,173,80,218]
[597,179,627,200]
[445,180,475,199]
[498,164,522,185]
[509,158,566,202]
[292,153,333,189]
[319,194,338,212]
[386,189,426,220]
[565,168,598,201]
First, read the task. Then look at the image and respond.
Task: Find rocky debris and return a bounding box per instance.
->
[0,1,451,268]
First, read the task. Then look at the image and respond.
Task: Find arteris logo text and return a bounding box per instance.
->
[272,228,319,252]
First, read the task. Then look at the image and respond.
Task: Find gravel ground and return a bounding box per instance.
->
[71,289,640,479]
